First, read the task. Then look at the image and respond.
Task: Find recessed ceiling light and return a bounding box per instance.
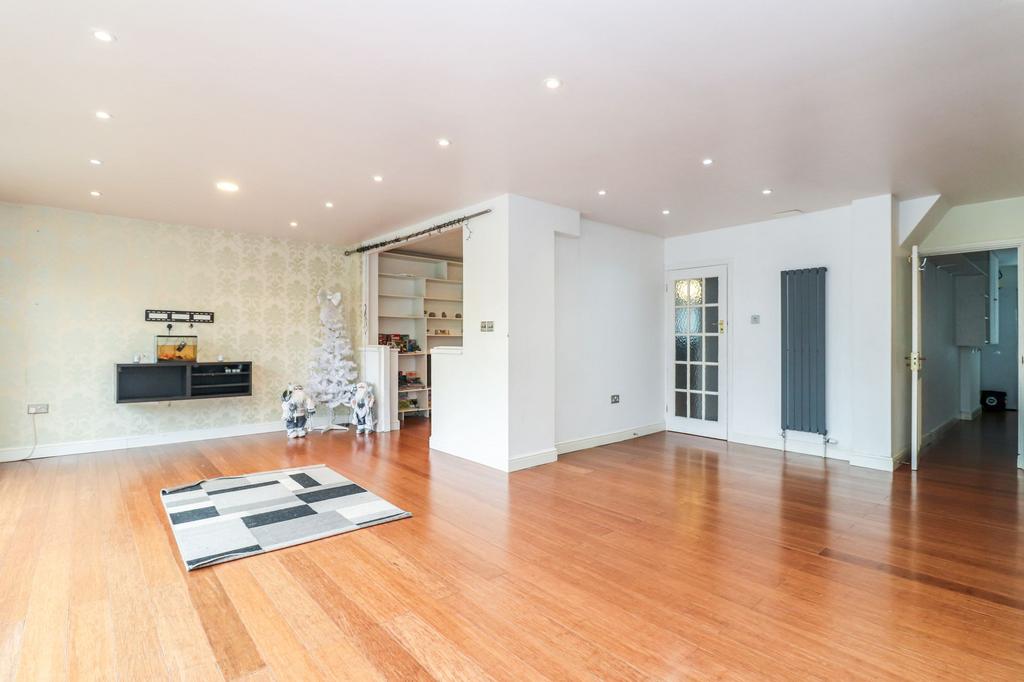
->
[762,188,773,195]
[437,138,451,147]
[373,175,383,182]
[702,158,713,166]
[662,209,671,215]
[597,190,607,196]
[93,30,116,43]
[95,111,111,120]
[89,159,102,166]
[90,191,101,197]
[543,77,562,90]
[325,201,333,208]
[289,221,298,227]
[215,180,239,192]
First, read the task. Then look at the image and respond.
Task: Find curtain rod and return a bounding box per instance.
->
[344,209,492,256]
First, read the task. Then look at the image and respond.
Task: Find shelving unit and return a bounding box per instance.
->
[116,361,253,403]
[376,251,462,420]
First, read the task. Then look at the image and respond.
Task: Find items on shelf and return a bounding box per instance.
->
[155,334,198,362]
[398,371,424,387]
[378,333,421,354]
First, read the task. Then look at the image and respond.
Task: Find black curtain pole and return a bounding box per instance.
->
[344,209,492,256]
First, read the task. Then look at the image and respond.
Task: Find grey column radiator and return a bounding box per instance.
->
[780,267,827,435]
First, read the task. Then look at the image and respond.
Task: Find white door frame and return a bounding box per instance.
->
[665,264,729,439]
[917,240,1024,469]
[910,246,922,470]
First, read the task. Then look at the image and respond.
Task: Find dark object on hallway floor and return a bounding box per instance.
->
[981,389,1007,411]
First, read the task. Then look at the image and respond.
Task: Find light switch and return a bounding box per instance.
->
[750,314,761,325]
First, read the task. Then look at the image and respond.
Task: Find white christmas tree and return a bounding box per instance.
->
[308,289,358,432]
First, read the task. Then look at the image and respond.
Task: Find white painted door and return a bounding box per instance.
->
[1019,245,1023,470]
[666,266,727,439]
[910,245,923,470]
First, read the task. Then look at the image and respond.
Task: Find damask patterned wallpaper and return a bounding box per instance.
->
[0,202,363,449]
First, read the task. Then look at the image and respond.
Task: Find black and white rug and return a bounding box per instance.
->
[160,464,411,570]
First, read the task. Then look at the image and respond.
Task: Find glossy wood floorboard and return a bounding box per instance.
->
[1,414,1022,680]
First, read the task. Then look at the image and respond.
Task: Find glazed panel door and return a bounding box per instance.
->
[666,266,727,439]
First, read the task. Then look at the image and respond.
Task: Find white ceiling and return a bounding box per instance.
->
[391,229,463,260]
[3,1,1024,246]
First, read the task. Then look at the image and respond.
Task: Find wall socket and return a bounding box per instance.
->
[610,394,620,404]
[27,403,49,415]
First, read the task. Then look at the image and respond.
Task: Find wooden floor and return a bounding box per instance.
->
[1,414,1022,681]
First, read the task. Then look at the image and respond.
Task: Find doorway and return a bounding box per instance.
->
[913,246,1021,470]
[666,265,727,439]
[372,229,464,428]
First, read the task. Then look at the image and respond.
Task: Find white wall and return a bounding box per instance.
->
[921,264,959,435]
[981,265,1018,409]
[506,195,580,468]
[426,197,513,470]
[554,219,665,450]
[663,196,898,469]
[959,348,982,419]
[922,196,1024,252]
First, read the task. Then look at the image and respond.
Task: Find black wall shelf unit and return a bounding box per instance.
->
[116,361,252,404]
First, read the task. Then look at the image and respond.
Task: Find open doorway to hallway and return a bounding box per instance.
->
[920,248,1019,469]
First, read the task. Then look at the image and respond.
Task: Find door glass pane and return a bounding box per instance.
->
[675,336,686,361]
[689,308,702,334]
[705,394,718,422]
[674,309,687,334]
[689,336,702,362]
[675,364,687,390]
[705,277,719,304]
[688,279,704,305]
[704,306,718,333]
[689,393,702,420]
[689,365,702,392]
[674,280,688,306]
[705,336,719,362]
[675,392,687,417]
[706,365,719,392]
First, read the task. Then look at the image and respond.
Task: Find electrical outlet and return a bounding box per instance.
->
[610,394,620,404]
[750,314,761,324]
[27,403,49,415]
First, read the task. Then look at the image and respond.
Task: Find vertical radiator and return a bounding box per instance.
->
[780,267,827,435]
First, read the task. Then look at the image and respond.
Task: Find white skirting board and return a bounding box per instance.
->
[555,423,666,456]
[728,431,899,472]
[0,421,284,463]
[508,448,558,472]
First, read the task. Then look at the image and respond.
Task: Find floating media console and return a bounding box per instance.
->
[116,361,253,404]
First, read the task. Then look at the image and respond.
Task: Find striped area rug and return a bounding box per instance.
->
[160,464,411,570]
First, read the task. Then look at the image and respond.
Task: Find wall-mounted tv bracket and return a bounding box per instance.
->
[145,310,215,324]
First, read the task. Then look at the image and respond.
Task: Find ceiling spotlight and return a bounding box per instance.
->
[437,138,451,147]
[373,175,383,182]
[325,201,334,208]
[215,180,239,192]
[289,221,298,227]
[597,190,607,196]
[762,188,773,195]
[90,191,101,197]
[93,30,116,43]
[702,158,713,166]
[543,77,562,90]
[95,111,111,120]
[662,209,671,215]
[89,159,102,166]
